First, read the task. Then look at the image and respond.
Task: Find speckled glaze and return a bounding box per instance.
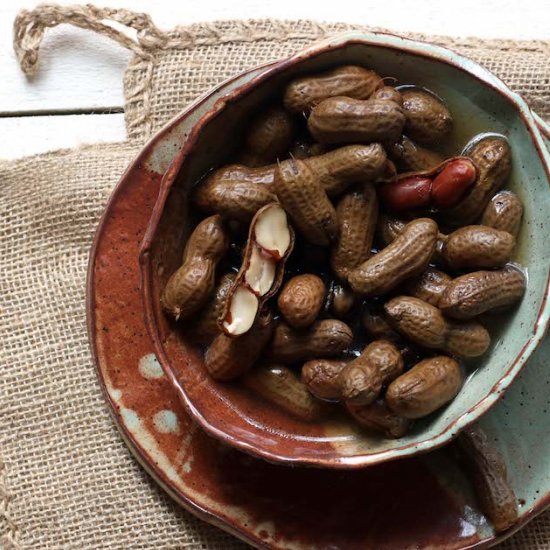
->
[87,76,550,547]
[139,33,550,468]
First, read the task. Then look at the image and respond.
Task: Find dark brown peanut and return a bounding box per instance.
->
[401,89,453,145]
[196,144,387,222]
[205,310,273,380]
[339,355,383,406]
[376,214,407,247]
[362,340,404,385]
[290,141,330,160]
[439,269,526,319]
[389,135,445,172]
[442,225,515,270]
[193,164,277,221]
[162,215,228,320]
[384,296,490,358]
[239,105,294,166]
[481,190,523,238]
[305,144,388,196]
[283,65,382,114]
[386,356,463,418]
[346,400,411,438]
[243,364,330,421]
[445,136,511,226]
[456,424,518,532]
[308,97,406,145]
[331,184,378,280]
[302,359,348,401]
[405,268,452,306]
[372,86,403,106]
[278,274,326,329]
[274,158,338,246]
[192,273,236,343]
[376,213,447,264]
[327,282,357,318]
[348,218,438,296]
[362,309,400,341]
[266,319,353,364]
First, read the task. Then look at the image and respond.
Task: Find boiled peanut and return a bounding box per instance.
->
[205,309,273,380]
[348,218,438,296]
[456,424,518,532]
[278,274,326,329]
[439,269,525,319]
[445,136,511,226]
[401,89,453,145]
[221,204,294,336]
[388,135,445,172]
[196,144,387,222]
[274,158,338,246]
[376,213,447,264]
[327,281,357,318]
[266,319,353,364]
[380,175,432,211]
[384,296,490,358]
[362,308,400,341]
[290,140,330,160]
[386,356,463,419]
[380,157,477,212]
[331,184,378,280]
[371,86,403,106]
[431,158,477,209]
[308,97,406,145]
[405,268,452,306]
[339,354,383,406]
[481,190,523,238]
[162,215,228,320]
[305,144,388,196]
[192,272,236,343]
[283,65,382,114]
[243,364,331,421]
[301,359,347,401]
[346,400,411,438]
[193,164,277,221]
[442,225,515,270]
[339,340,403,406]
[361,340,404,385]
[376,214,407,247]
[240,105,294,166]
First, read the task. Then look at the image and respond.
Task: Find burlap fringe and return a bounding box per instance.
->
[12,4,550,141]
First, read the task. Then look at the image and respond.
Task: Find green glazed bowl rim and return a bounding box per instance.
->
[140,30,550,468]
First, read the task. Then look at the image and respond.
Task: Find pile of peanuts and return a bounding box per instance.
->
[161,65,526,438]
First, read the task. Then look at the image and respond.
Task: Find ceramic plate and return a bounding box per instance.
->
[87,59,550,548]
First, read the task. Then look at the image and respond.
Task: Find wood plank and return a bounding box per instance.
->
[0,113,126,160]
[2,0,549,115]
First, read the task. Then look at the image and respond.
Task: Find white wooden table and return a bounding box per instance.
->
[2,0,549,160]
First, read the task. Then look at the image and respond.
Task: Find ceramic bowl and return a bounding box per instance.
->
[140,32,550,468]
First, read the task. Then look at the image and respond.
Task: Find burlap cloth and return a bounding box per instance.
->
[1,5,549,549]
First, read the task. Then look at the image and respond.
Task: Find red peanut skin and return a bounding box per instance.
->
[380,158,477,212]
[431,159,477,209]
[380,176,431,211]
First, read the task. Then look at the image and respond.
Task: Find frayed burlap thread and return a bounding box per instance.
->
[3,4,550,549]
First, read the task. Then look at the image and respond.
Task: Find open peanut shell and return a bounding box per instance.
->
[221,203,294,337]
